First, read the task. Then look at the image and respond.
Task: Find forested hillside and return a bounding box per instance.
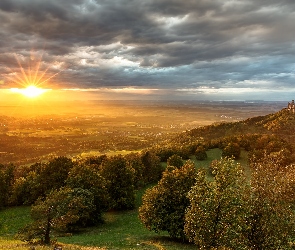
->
[1,108,295,249]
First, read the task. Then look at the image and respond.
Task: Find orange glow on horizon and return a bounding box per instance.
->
[10,85,50,98]
[1,51,62,99]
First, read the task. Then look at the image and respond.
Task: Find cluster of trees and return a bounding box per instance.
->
[139,157,295,249]
[0,151,163,244]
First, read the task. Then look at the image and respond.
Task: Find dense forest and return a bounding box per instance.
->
[1,108,295,249]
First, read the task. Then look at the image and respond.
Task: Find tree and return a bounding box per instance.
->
[184,158,248,249]
[0,164,14,207]
[139,161,197,240]
[222,142,241,159]
[66,163,110,224]
[243,155,295,249]
[99,155,135,210]
[39,156,74,193]
[17,187,96,245]
[195,145,207,161]
[124,152,145,188]
[167,154,184,168]
[141,150,163,184]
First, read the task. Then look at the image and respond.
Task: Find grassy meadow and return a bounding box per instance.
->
[0,148,250,250]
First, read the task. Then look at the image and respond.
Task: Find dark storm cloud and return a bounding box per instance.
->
[0,0,294,100]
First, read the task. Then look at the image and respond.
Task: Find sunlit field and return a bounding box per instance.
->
[0,99,284,165]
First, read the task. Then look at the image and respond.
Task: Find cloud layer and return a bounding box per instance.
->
[0,0,294,100]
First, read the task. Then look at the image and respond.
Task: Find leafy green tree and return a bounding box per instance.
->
[39,156,74,193]
[0,164,14,207]
[167,154,184,168]
[10,163,45,205]
[17,187,95,245]
[195,146,207,161]
[141,150,163,184]
[139,160,197,240]
[100,155,135,210]
[66,163,110,223]
[222,142,241,159]
[10,158,74,206]
[124,152,145,188]
[184,158,248,249]
[243,156,295,249]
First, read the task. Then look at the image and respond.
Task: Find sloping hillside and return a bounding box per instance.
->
[175,108,295,144]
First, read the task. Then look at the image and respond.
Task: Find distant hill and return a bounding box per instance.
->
[174,108,295,143]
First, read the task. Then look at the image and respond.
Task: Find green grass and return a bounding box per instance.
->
[0,206,31,239]
[192,148,248,168]
[0,149,249,250]
[0,189,195,250]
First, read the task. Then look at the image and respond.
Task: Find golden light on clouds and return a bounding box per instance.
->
[2,52,61,99]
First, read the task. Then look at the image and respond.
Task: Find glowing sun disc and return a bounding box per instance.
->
[10,85,49,98]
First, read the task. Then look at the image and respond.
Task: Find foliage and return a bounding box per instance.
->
[0,164,15,208]
[195,146,207,161]
[10,157,74,206]
[17,187,96,245]
[222,142,241,159]
[139,160,197,240]
[38,156,74,193]
[185,158,248,249]
[99,155,135,210]
[167,154,184,168]
[124,152,146,188]
[243,155,295,249]
[66,163,110,223]
[10,163,45,205]
[141,150,163,184]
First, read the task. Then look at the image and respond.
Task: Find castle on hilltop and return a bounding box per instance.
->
[287,100,295,113]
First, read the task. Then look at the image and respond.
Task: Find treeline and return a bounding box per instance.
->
[0,151,163,244]
[139,156,295,249]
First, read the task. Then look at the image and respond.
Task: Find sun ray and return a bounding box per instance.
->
[14,53,31,86]
[1,51,63,98]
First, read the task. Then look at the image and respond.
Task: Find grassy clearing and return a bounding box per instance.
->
[192,148,248,168]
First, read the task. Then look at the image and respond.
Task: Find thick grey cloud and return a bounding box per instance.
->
[0,0,294,100]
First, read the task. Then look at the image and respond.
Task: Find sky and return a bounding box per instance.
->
[0,0,294,101]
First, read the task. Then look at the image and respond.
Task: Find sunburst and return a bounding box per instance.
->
[2,52,61,98]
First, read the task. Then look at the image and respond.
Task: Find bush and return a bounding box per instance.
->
[139,160,197,240]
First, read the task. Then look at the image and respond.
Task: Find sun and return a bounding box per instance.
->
[2,51,62,98]
[10,85,48,98]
